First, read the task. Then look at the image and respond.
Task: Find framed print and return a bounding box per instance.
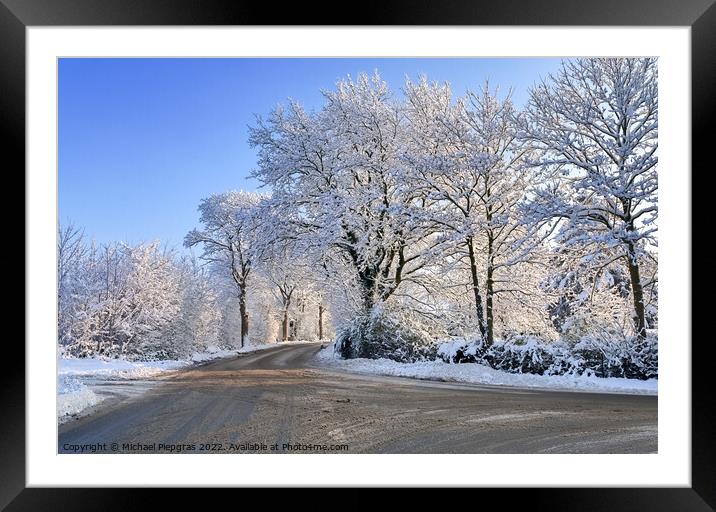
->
[2,0,712,508]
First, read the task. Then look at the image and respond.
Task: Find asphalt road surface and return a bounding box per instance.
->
[58,343,657,454]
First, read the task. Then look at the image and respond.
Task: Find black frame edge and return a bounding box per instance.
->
[0,0,715,26]
[0,0,26,510]
[691,0,716,509]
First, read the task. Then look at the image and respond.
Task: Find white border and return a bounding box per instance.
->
[27,27,690,487]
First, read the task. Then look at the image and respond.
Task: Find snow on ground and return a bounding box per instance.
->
[57,374,104,419]
[314,342,657,396]
[57,342,297,422]
[58,357,188,380]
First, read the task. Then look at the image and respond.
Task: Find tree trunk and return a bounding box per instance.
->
[238,286,249,348]
[466,236,487,340]
[282,309,289,342]
[318,304,324,340]
[626,241,647,341]
[358,267,377,315]
[485,193,495,347]
[345,231,378,316]
[486,235,495,347]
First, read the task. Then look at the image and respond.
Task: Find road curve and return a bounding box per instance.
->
[59,343,657,454]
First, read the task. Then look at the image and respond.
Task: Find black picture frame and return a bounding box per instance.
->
[2,0,711,508]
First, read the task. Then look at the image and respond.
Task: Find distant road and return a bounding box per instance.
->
[59,343,657,454]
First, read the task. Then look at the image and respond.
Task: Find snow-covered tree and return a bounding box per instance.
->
[404,78,544,345]
[163,256,223,356]
[521,58,658,340]
[260,246,299,342]
[250,201,335,342]
[121,243,181,357]
[57,222,87,347]
[59,226,227,359]
[185,190,264,347]
[249,73,436,356]
[61,241,181,359]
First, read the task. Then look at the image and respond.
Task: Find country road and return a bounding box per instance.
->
[58,343,657,454]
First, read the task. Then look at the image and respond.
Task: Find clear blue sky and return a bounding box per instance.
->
[59,57,563,249]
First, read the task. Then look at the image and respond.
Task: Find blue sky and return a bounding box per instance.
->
[58,57,563,249]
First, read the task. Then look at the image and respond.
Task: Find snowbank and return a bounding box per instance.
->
[57,374,103,419]
[58,343,284,379]
[59,357,188,380]
[315,342,657,396]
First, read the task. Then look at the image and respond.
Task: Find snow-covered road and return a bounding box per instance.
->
[57,343,305,422]
[58,343,657,454]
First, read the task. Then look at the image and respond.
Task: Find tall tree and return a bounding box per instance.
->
[405,78,537,345]
[521,58,658,341]
[185,191,263,347]
[249,73,432,319]
[261,249,299,342]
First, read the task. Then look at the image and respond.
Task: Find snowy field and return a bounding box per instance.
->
[57,343,298,422]
[315,342,657,396]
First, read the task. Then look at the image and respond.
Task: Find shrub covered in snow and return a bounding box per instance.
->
[438,332,657,380]
[438,335,571,375]
[335,307,437,362]
[436,336,485,364]
[484,336,571,376]
[571,331,658,379]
